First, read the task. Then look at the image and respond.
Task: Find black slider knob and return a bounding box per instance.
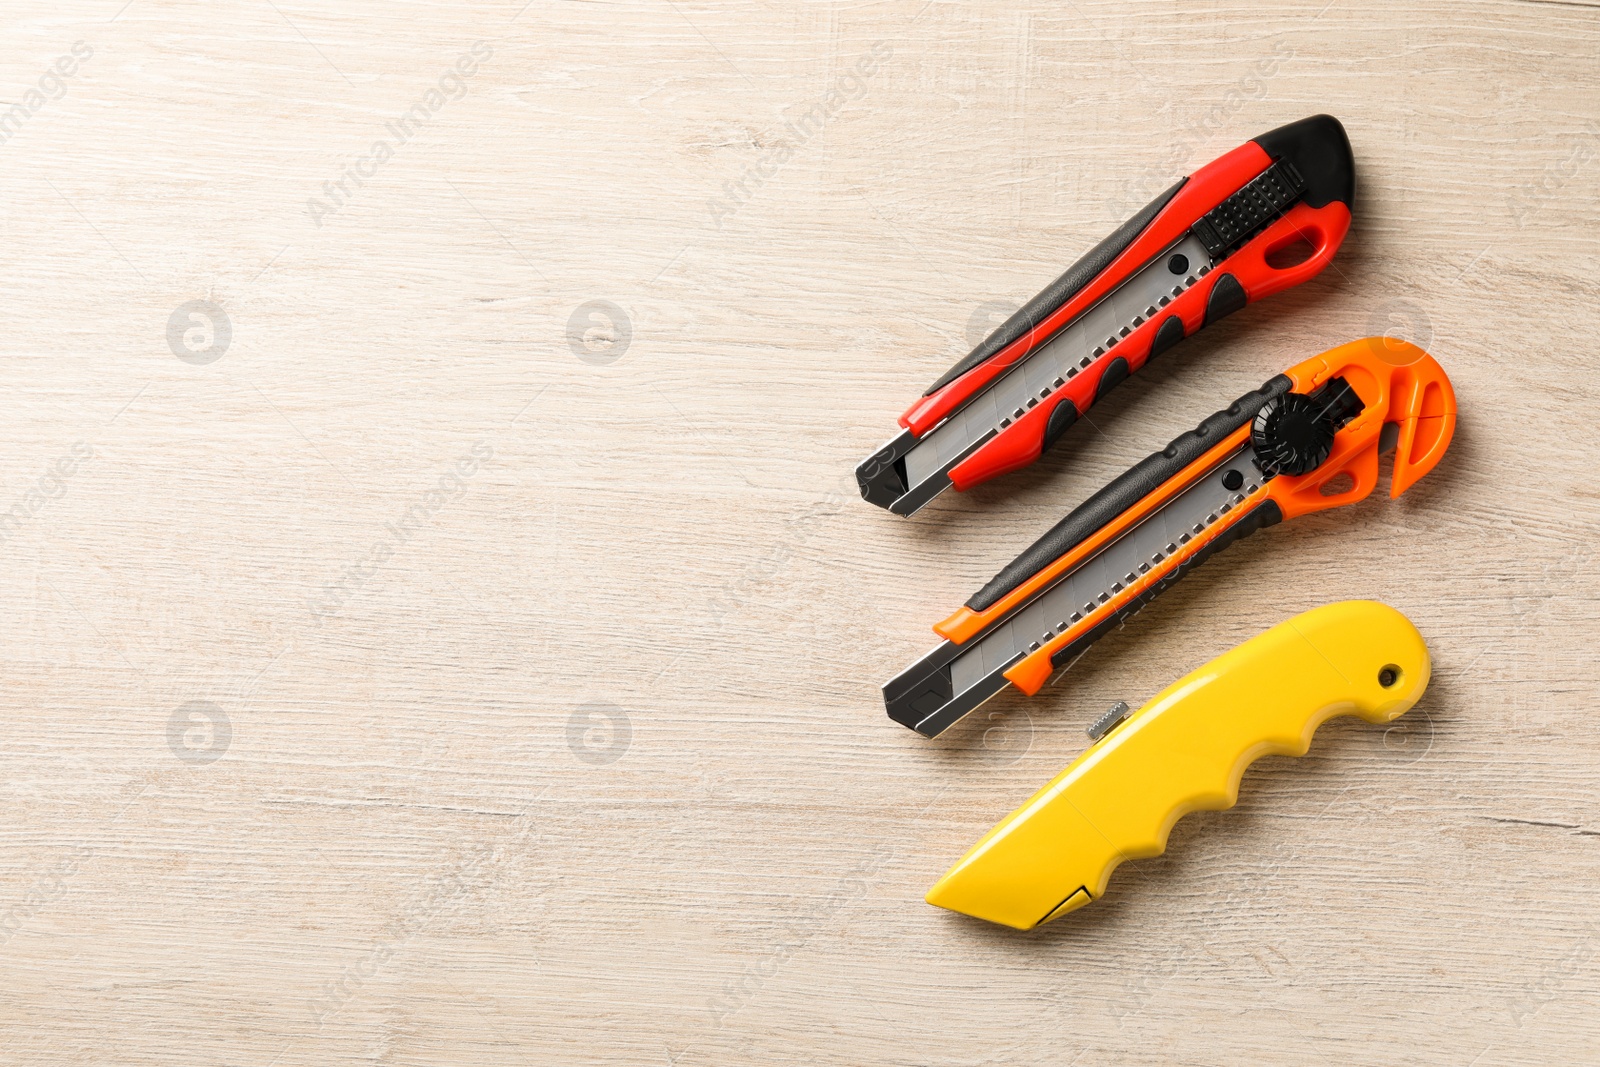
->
[1250,376,1365,477]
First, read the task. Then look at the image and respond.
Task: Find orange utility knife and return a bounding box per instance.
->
[884,338,1456,737]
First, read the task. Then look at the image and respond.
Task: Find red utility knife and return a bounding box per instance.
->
[857,115,1355,516]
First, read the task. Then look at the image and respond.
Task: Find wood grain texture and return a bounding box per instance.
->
[1,1,1597,1063]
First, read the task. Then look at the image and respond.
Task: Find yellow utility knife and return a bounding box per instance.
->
[926,600,1431,929]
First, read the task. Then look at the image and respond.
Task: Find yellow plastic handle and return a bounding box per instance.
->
[926,600,1430,930]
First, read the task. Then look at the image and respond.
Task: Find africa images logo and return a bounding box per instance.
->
[305,42,493,228]
[306,442,494,626]
[0,41,93,148]
[0,443,93,545]
[706,41,892,229]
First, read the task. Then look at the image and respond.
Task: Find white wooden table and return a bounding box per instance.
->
[2,2,1598,1063]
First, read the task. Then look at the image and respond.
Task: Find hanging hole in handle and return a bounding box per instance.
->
[1265,235,1317,269]
[1378,665,1400,688]
[1318,470,1357,497]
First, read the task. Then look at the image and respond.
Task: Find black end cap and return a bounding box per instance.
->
[1252,114,1355,210]
[854,433,913,510]
[1204,272,1247,327]
[855,461,905,509]
[884,672,953,732]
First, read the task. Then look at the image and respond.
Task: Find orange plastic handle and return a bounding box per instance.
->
[941,338,1454,699]
[1265,337,1456,520]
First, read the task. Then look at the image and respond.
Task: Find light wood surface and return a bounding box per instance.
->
[2,2,1598,1064]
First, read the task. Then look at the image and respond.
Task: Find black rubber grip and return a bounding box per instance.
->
[966,374,1292,612]
[1204,272,1248,326]
[1047,498,1284,669]
[924,179,1186,397]
[1149,315,1185,361]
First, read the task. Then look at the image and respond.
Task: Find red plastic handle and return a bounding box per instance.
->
[945,200,1352,492]
[1222,200,1351,305]
[900,141,1273,438]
